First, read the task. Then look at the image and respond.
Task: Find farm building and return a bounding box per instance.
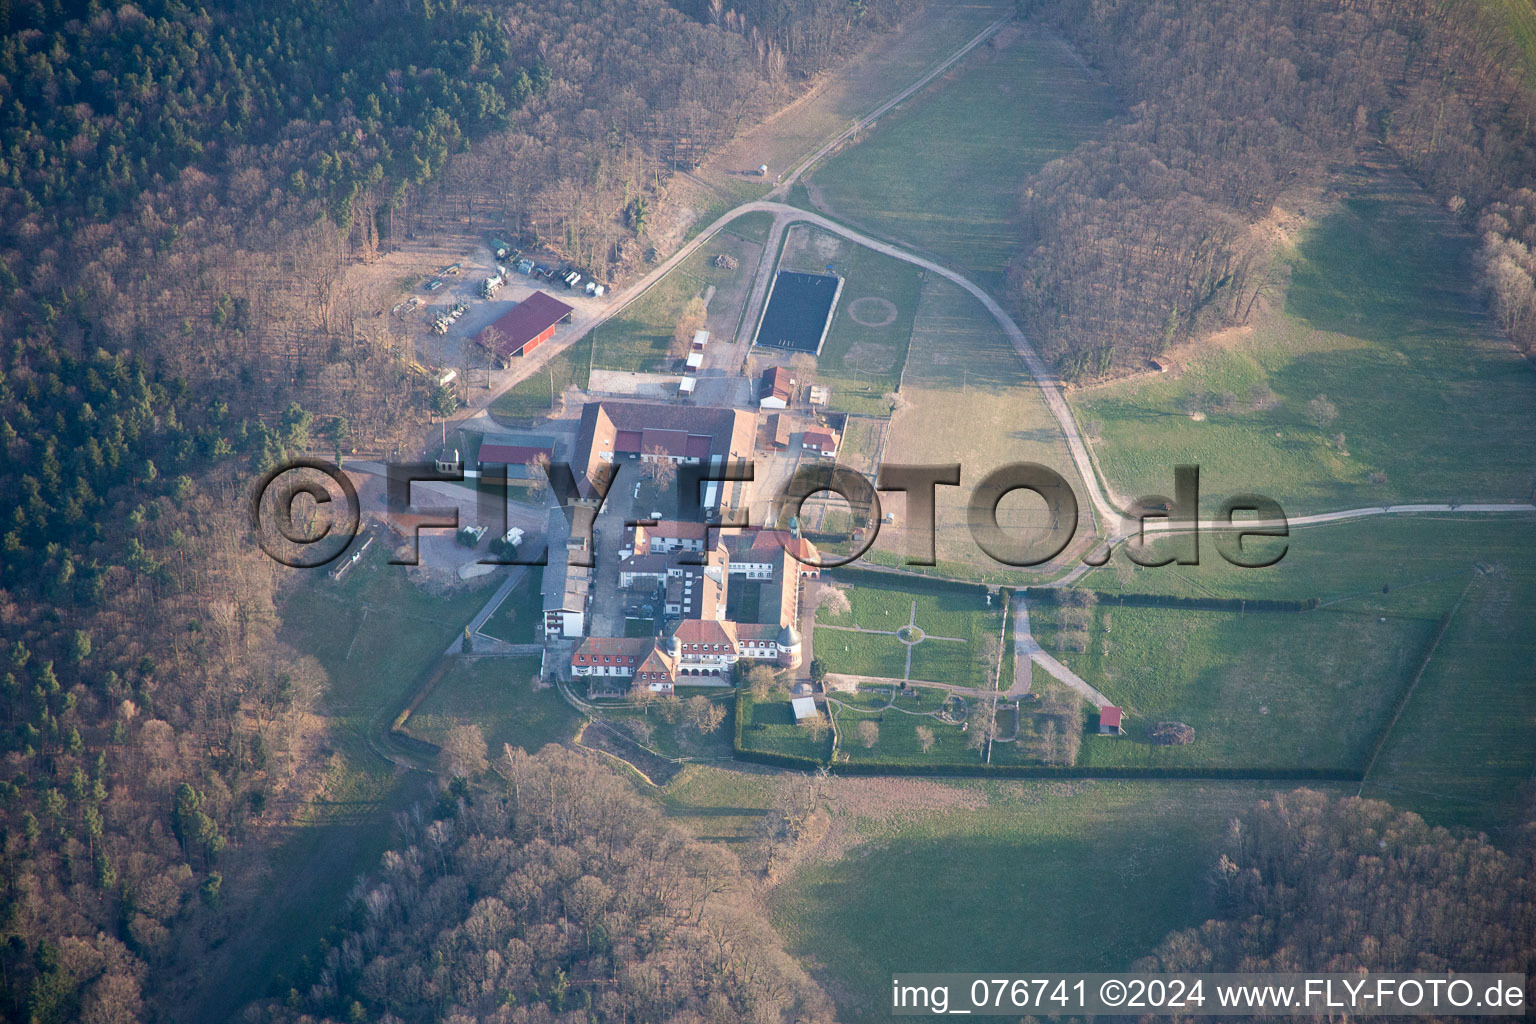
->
[541,507,590,639]
[692,329,710,350]
[765,413,790,450]
[686,350,704,370]
[759,366,794,408]
[573,401,755,508]
[808,384,830,407]
[1098,705,1123,735]
[478,437,556,480]
[801,429,839,456]
[476,291,575,361]
[679,376,698,397]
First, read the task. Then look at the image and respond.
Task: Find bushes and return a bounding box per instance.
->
[1149,721,1195,746]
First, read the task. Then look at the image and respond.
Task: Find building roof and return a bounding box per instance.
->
[760,366,793,403]
[572,637,653,666]
[635,645,678,682]
[722,528,820,571]
[476,291,575,358]
[618,552,671,577]
[649,519,711,542]
[802,429,837,449]
[791,696,818,721]
[670,618,737,647]
[1099,706,1123,729]
[540,507,589,612]
[479,442,554,467]
[575,401,756,488]
[767,413,790,445]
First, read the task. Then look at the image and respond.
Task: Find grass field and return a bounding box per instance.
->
[774,224,921,415]
[196,550,502,1018]
[1069,515,1536,831]
[280,549,502,793]
[693,1,1015,204]
[406,657,579,754]
[477,575,541,644]
[1363,568,1536,831]
[1071,170,1536,513]
[1032,599,1431,770]
[737,693,835,761]
[723,210,776,244]
[660,764,778,844]
[775,780,1292,1024]
[832,699,971,766]
[591,229,762,372]
[874,274,1089,578]
[808,24,1116,285]
[815,573,1004,689]
[490,331,592,423]
[601,691,737,761]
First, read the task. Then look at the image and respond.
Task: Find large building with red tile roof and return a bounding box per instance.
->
[574,401,755,508]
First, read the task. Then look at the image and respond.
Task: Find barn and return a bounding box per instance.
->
[476,291,575,360]
[478,437,556,480]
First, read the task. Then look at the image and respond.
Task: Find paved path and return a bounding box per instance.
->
[453,566,530,656]
[1006,592,1112,707]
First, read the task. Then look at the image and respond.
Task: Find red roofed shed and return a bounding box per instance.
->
[1098,705,1123,735]
[476,291,575,359]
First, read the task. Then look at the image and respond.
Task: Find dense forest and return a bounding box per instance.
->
[0,1,913,1020]
[245,745,834,1024]
[1010,0,1536,378]
[1141,790,1536,985]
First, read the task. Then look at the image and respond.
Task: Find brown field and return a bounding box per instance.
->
[876,275,1089,577]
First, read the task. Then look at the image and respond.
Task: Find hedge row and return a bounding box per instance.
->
[1028,588,1318,613]
[730,743,1363,781]
[822,566,996,602]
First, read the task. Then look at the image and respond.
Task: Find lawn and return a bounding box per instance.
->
[774,780,1291,1024]
[406,657,579,754]
[590,229,762,372]
[490,330,591,423]
[773,224,922,415]
[736,692,835,762]
[659,763,778,844]
[1071,171,1536,514]
[1031,599,1431,771]
[723,210,776,244]
[808,24,1116,286]
[601,691,737,761]
[478,574,541,644]
[830,686,970,767]
[873,274,1090,579]
[815,572,1004,689]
